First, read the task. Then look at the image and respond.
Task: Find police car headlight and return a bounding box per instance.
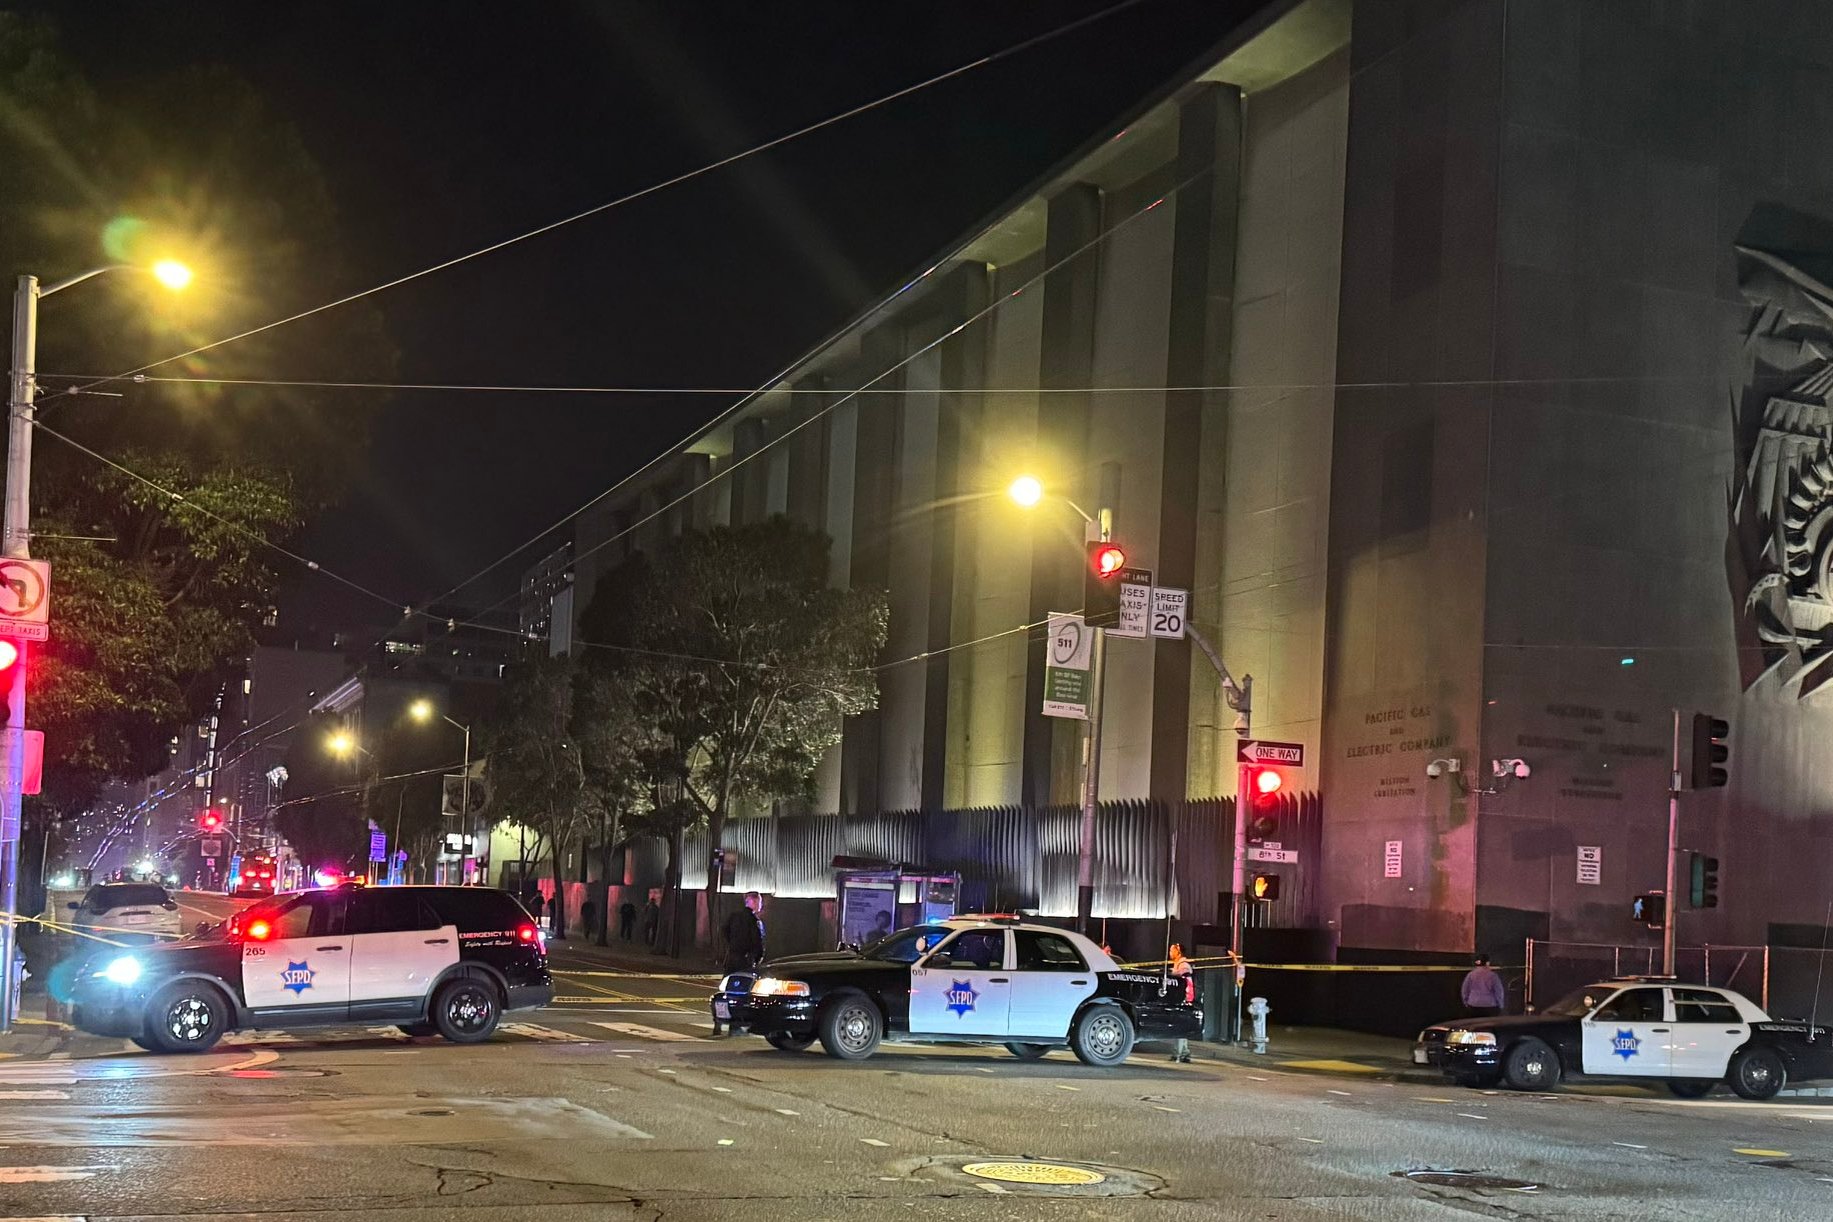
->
[1447,1029,1496,1046]
[750,977,809,997]
[98,956,142,986]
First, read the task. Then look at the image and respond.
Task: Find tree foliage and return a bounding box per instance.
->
[579,517,888,925]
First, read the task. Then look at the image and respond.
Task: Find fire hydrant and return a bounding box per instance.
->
[1247,996,1270,1054]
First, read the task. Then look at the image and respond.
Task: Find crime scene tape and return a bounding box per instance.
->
[1120,954,1516,974]
[1,913,148,948]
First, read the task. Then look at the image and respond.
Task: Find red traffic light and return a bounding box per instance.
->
[0,640,17,673]
[199,810,223,831]
[1091,543,1126,578]
[1253,768,1283,796]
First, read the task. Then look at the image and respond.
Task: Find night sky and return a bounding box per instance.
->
[51,1,1259,630]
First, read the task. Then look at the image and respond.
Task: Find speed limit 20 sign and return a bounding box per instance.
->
[1149,586,1187,639]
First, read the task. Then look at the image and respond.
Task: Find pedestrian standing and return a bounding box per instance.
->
[581,898,598,942]
[714,892,765,1035]
[1168,943,1194,1063]
[642,895,660,947]
[1461,954,1507,1018]
[526,890,545,929]
[618,899,637,940]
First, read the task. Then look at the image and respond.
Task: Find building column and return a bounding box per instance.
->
[840,327,903,815]
[1022,183,1103,808]
[1153,83,1243,799]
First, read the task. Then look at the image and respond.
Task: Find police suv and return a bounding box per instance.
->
[1415,978,1833,1099]
[69,884,554,1053]
[716,916,1201,1066]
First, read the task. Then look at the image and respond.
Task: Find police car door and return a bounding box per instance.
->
[1580,986,1672,1077]
[1669,987,1749,1078]
[908,928,1012,1038]
[347,889,460,1018]
[241,892,353,1017]
[1006,929,1099,1039]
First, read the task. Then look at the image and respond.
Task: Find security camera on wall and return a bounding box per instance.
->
[1425,758,1460,780]
[1492,758,1531,780]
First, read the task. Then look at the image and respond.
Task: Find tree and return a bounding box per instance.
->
[0,13,394,803]
[480,656,598,940]
[580,518,888,941]
[274,713,366,873]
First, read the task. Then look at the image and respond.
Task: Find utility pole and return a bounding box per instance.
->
[1074,506,1113,934]
[0,275,37,1033]
[1663,708,1680,977]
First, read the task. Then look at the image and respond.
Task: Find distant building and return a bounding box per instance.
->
[518,542,574,656]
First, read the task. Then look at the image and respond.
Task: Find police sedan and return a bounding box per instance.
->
[716,916,1201,1066]
[1416,978,1833,1099]
[70,884,554,1052]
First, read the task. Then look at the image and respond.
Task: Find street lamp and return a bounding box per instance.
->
[410,699,473,884]
[0,257,193,1034]
[1009,474,1114,934]
[326,730,359,758]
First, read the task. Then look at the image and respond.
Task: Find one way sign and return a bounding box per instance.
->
[1237,738,1304,767]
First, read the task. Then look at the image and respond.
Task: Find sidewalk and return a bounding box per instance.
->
[1185,1025,1439,1083]
[543,934,723,976]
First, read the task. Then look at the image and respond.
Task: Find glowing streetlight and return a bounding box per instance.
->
[150,259,193,290]
[409,698,433,722]
[1007,474,1044,509]
[327,730,355,757]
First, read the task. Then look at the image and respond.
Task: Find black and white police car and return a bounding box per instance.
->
[69,884,554,1053]
[1416,978,1833,1099]
[715,915,1202,1065]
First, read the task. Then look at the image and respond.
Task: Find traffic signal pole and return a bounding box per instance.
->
[1186,623,1252,1039]
[0,275,38,1033]
[1074,507,1113,934]
[1663,708,1680,977]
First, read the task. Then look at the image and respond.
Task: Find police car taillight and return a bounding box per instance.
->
[245,919,273,941]
[517,923,543,947]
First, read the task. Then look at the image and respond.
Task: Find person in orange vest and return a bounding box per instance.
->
[1168,943,1194,1063]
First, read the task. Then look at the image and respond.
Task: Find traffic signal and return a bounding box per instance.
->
[1631,893,1666,926]
[198,809,223,833]
[0,636,19,725]
[1250,872,1281,902]
[1689,853,1720,909]
[1689,713,1729,789]
[1083,541,1128,627]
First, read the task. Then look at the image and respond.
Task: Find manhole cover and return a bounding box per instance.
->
[964,1161,1106,1186]
[895,1155,1160,1197]
[1393,1169,1540,1193]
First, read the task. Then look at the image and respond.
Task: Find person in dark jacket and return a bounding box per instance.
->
[618,900,637,940]
[1461,954,1507,1017]
[641,895,660,947]
[721,892,764,973]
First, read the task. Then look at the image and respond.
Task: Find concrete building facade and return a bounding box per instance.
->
[570,0,1833,962]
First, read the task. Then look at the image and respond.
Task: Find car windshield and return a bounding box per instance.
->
[862,926,947,963]
[84,884,167,910]
[1540,986,1610,1018]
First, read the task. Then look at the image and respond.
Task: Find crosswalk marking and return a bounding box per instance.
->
[0,1166,105,1183]
[499,1022,592,1043]
[593,1021,701,1043]
[0,1090,68,1100]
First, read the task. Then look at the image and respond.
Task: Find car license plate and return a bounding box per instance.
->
[714,999,731,1019]
[122,914,150,925]
[1413,1048,1430,1065]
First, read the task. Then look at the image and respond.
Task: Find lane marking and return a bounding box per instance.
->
[0,1167,106,1183]
[775,1108,800,1116]
[1326,1089,1353,1097]
[1054,1085,1079,1092]
[1733,1147,1791,1158]
[658,1069,678,1075]
[711,1086,733,1093]
[717,1138,734,1146]
[593,1022,700,1043]
[1297,1137,1325,1144]
[860,1138,890,1147]
[0,1090,68,1100]
[1613,1142,1648,1150]
[1151,1105,1181,1113]
[1456,1113,1489,1121]
[976,1183,1011,1195]
[1417,1096,1455,1103]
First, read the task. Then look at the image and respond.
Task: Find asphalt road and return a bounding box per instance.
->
[4,951,1831,1220]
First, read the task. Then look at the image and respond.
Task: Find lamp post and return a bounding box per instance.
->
[410,700,472,884]
[1009,476,1112,934]
[0,259,191,1034]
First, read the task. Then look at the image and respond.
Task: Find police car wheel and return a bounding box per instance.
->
[1005,1042,1050,1060]
[1502,1037,1561,1091]
[1070,1005,1136,1067]
[1729,1047,1785,1100]
[765,1030,816,1052]
[1667,1078,1715,1098]
[145,982,227,1054]
[432,979,501,1044]
[818,992,882,1060]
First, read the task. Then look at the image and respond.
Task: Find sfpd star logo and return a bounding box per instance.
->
[945,979,979,1017]
[1612,1028,1640,1061]
[280,961,316,996]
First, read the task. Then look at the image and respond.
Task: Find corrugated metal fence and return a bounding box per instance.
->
[625,792,1321,926]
